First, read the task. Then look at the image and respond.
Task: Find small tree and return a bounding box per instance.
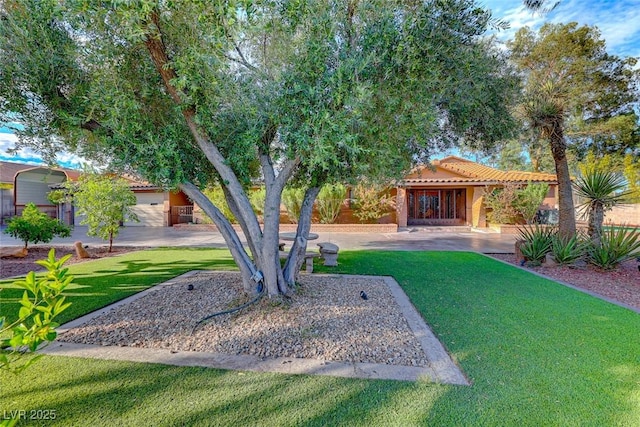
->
[484,183,549,224]
[352,182,396,223]
[3,203,71,249]
[66,174,138,252]
[316,184,346,224]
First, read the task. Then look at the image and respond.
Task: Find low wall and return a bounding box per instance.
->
[173,223,398,233]
[489,223,588,234]
[604,204,640,227]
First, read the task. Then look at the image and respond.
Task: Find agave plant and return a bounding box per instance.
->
[573,170,630,246]
[518,224,555,265]
[586,226,640,270]
[551,232,586,265]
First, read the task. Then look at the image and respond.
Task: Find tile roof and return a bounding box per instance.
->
[403,156,557,185]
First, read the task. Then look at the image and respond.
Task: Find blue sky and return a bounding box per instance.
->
[482,0,640,60]
[1,0,639,168]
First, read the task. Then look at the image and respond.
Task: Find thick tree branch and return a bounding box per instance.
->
[179,182,258,293]
[141,10,262,242]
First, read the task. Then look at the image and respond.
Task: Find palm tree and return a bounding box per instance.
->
[573,170,630,246]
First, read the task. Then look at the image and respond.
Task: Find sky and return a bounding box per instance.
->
[1,0,639,168]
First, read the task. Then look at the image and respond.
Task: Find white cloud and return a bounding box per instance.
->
[483,0,640,59]
[0,131,85,169]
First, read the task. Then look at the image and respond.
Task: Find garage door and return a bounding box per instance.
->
[126,193,165,227]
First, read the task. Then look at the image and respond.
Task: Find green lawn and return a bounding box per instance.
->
[1,249,639,426]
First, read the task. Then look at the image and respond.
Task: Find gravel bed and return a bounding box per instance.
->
[59,272,429,367]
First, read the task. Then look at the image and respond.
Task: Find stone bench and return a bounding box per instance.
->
[317,242,339,266]
[279,250,320,273]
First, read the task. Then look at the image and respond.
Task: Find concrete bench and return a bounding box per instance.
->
[317,242,339,266]
[279,251,320,273]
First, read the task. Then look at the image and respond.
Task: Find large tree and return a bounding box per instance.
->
[1,0,517,297]
[508,22,639,237]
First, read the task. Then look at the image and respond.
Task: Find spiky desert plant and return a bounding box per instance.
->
[573,170,630,246]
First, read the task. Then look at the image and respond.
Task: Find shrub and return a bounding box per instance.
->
[586,226,640,270]
[3,203,71,249]
[282,187,306,223]
[551,233,586,265]
[1,249,73,374]
[352,182,395,223]
[484,184,520,224]
[515,182,549,224]
[518,224,555,265]
[202,186,236,223]
[316,184,345,224]
[249,187,266,216]
[484,182,549,225]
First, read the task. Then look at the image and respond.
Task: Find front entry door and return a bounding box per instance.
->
[407,189,466,225]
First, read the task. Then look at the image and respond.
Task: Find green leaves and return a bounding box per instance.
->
[0,249,74,375]
[518,224,556,264]
[586,227,640,270]
[2,204,71,249]
[61,174,138,251]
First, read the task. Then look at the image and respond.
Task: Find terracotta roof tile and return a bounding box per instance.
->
[404,157,557,184]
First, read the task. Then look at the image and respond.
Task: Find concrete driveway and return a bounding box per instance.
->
[0,225,517,253]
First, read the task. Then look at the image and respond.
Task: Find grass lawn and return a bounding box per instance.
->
[1,249,639,426]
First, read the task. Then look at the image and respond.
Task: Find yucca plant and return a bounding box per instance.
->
[573,170,630,246]
[518,224,556,265]
[550,233,586,265]
[586,226,640,270]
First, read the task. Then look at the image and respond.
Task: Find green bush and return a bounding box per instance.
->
[484,184,520,224]
[202,186,236,223]
[316,184,345,224]
[282,187,306,223]
[249,187,266,216]
[518,224,555,265]
[3,203,71,249]
[351,182,395,223]
[1,249,73,374]
[484,182,549,225]
[586,226,640,270]
[551,233,586,265]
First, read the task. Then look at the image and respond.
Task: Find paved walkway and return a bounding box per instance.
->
[0,225,517,253]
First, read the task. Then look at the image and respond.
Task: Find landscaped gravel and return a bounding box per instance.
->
[59,272,429,367]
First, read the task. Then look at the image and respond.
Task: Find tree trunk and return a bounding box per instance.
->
[547,119,576,238]
[283,187,321,286]
[179,182,259,294]
[143,11,300,297]
[589,202,604,247]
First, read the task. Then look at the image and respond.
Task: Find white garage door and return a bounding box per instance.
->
[126,193,165,227]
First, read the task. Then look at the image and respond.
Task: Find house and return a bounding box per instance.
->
[396,156,558,228]
[6,162,192,227]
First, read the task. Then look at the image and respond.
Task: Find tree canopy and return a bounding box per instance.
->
[1,0,518,296]
[507,22,639,237]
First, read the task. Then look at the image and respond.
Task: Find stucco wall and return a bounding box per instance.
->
[604,204,640,227]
